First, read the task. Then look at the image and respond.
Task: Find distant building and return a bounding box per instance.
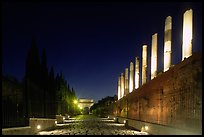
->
[78,98,94,114]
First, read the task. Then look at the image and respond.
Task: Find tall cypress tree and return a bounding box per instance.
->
[49,65,56,118]
[25,38,41,85]
[40,48,49,117]
[25,37,42,117]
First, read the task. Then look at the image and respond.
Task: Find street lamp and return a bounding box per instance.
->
[74,100,78,104]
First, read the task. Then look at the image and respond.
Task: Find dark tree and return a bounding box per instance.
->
[25,38,41,85]
[25,38,44,118]
[48,65,56,118]
[40,48,49,117]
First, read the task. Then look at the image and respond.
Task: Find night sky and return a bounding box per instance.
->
[2,2,202,103]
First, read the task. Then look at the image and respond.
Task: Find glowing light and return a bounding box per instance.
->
[151,33,157,79]
[135,57,139,89]
[74,100,78,104]
[164,16,172,72]
[55,121,57,124]
[113,117,116,120]
[107,116,109,119]
[145,125,149,131]
[141,125,149,132]
[63,117,65,120]
[182,9,193,61]
[37,125,41,129]
[142,45,147,85]
[129,62,134,93]
[68,115,70,118]
[124,120,126,124]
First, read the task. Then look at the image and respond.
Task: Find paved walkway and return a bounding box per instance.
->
[37,115,148,135]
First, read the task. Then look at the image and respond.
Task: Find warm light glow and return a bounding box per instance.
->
[55,121,57,124]
[120,73,125,98]
[129,62,134,93]
[124,120,126,124]
[37,125,41,129]
[182,9,193,61]
[68,115,70,118]
[107,116,109,119]
[125,68,129,95]
[144,125,149,131]
[135,57,139,89]
[141,125,149,132]
[118,76,121,100]
[63,117,65,120]
[164,16,172,72]
[74,100,78,104]
[113,117,116,120]
[142,45,147,85]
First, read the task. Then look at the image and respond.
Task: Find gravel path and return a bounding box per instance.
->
[37,115,148,135]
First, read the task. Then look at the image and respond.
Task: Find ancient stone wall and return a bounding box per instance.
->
[112,51,202,132]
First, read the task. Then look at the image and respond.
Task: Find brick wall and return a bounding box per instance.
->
[113,51,202,133]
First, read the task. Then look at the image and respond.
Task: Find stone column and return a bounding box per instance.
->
[182,9,193,61]
[151,33,158,79]
[135,57,140,89]
[118,76,121,100]
[164,16,172,72]
[129,62,134,93]
[120,73,125,98]
[142,45,147,85]
[124,68,129,96]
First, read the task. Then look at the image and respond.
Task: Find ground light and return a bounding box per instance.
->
[37,125,41,130]
[141,125,149,132]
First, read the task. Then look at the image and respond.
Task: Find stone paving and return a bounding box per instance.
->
[37,115,149,135]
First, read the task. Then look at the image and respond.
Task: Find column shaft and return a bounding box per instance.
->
[135,57,140,89]
[142,45,147,85]
[164,16,172,72]
[129,62,134,93]
[182,9,193,60]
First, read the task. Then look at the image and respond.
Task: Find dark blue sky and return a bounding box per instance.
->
[2,2,202,103]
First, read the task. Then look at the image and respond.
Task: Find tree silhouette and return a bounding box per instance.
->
[40,48,49,117]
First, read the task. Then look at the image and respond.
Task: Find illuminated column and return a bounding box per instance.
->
[124,68,129,96]
[118,76,121,100]
[135,57,140,89]
[129,62,134,93]
[164,16,172,72]
[182,9,193,61]
[120,73,125,98]
[151,33,158,79]
[142,45,147,85]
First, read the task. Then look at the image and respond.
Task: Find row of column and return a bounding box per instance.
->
[118,9,193,100]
